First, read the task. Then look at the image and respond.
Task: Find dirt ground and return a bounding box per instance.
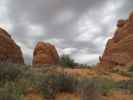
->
[55,92,81,100]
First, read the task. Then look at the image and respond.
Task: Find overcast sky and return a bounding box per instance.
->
[0,0,133,65]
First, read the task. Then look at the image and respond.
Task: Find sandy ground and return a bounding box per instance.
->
[23,68,132,100]
[55,92,80,100]
[24,93,44,100]
[103,91,133,100]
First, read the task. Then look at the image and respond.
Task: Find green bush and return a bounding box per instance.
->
[126,72,133,77]
[0,64,22,82]
[98,79,116,95]
[2,64,133,100]
[59,55,77,68]
[116,80,133,93]
[111,66,133,77]
[77,78,117,100]
[128,65,133,72]
[0,82,23,100]
[77,78,101,100]
[119,71,133,77]
[0,88,16,100]
[40,73,77,99]
[59,74,78,92]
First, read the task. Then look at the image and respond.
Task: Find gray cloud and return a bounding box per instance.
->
[0,0,132,64]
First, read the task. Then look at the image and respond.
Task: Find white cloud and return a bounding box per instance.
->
[28,25,45,37]
[17,41,33,64]
[75,16,101,42]
[62,48,77,55]
[72,53,99,64]
[46,38,64,48]
[2,0,132,65]
[0,0,12,31]
[54,9,75,24]
[76,32,94,42]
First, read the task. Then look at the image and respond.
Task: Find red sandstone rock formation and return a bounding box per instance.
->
[99,11,133,69]
[0,28,24,64]
[32,41,59,65]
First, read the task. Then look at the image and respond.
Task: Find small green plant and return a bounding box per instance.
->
[59,55,77,68]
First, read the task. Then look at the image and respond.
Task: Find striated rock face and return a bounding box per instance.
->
[32,41,59,65]
[0,28,24,64]
[99,11,133,69]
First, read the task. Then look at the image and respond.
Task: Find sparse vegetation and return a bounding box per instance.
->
[128,65,133,72]
[0,64,22,82]
[78,78,117,98]
[40,73,78,99]
[116,80,133,93]
[0,82,23,100]
[77,78,101,100]
[0,64,132,100]
[111,65,133,77]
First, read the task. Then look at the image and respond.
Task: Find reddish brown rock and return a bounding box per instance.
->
[0,28,24,64]
[32,41,59,65]
[117,19,127,28]
[99,11,133,69]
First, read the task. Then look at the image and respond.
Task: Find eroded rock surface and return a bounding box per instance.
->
[99,11,133,69]
[32,41,59,65]
[0,28,24,64]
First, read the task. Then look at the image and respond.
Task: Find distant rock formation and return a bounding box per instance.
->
[99,11,133,69]
[32,41,59,65]
[0,28,24,64]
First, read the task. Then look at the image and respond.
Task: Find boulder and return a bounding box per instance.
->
[99,11,133,69]
[0,28,24,64]
[32,41,59,65]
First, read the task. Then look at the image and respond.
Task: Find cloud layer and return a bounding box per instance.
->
[0,0,133,64]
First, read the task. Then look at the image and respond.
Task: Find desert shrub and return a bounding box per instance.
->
[119,71,133,77]
[40,73,78,99]
[128,65,133,72]
[59,74,78,92]
[17,68,49,93]
[0,82,23,100]
[77,78,101,100]
[118,71,133,77]
[59,55,77,68]
[119,71,130,77]
[77,78,116,100]
[0,88,16,100]
[116,80,133,93]
[76,64,92,69]
[98,79,116,95]
[0,64,22,82]
[111,66,133,77]
[111,67,121,73]
[126,72,133,77]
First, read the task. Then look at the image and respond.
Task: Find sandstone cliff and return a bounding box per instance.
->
[32,41,59,65]
[99,11,133,69]
[0,28,24,64]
